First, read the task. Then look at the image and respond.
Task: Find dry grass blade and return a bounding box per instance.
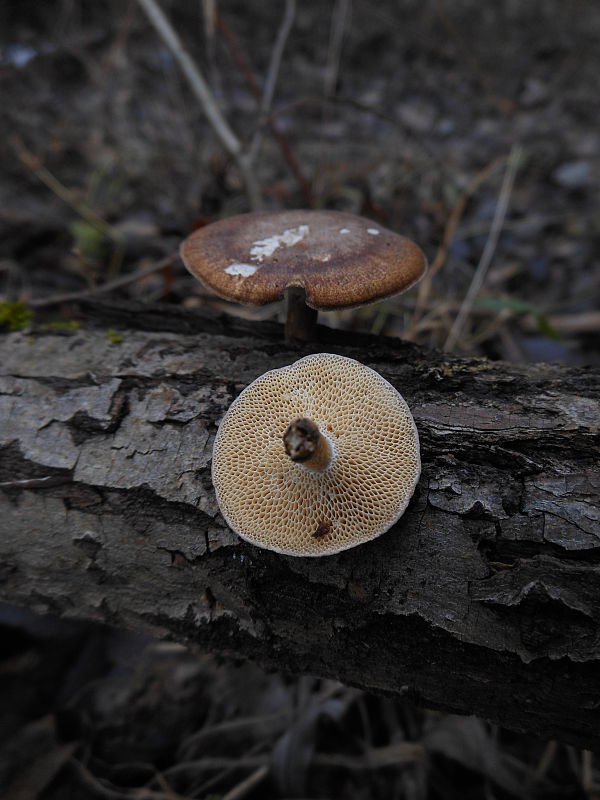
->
[581,750,596,797]
[177,713,290,761]
[315,742,426,769]
[181,744,267,799]
[202,0,217,78]
[221,765,270,800]
[527,739,558,787]
[324,0,351,99]
[444,144,522,352]
[153,770,191,800]
[136,0,262,210]
[161,756,268,781]
[216,11,313,206]
[409,155,504,334]
[10,136,120,241]
[272,697,348,796]
[249,0,297,164]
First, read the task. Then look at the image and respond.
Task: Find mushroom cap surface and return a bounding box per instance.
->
[181,210,427,310]
[212,353,421,556]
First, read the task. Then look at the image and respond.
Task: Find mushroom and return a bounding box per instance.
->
[180,210,427,340]
[212,353,420,556]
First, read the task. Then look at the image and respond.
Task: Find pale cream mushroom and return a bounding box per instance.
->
[212,353,421,556]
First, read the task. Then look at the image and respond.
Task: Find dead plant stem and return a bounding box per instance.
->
[30,253,178,308]
[221,765,270,800]
[136,0,262,210]
[249,0,296,165]
[444,144,522,352]
[409,154,504,333]
[325,0,351,98]
[216,12,313,206]
[11,136,120,241]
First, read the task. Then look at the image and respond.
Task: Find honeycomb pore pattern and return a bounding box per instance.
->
[212,353,421,556]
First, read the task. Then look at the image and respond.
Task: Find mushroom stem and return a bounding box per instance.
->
[284,287,318,341]
[283,417,332,472]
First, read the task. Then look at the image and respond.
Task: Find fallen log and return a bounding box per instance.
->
[1,301,599,749]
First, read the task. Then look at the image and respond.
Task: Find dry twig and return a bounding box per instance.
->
[409,155,504,334]
[313,0,351,202]
[216,12,313,206]
[444,144,522,351]
[29,253,178,308]
[249,0,297,165]
[324,0,351,99]
[136,0,262,210]
[11,136,120,241]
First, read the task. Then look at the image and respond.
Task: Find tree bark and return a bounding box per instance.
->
[1,300,599,749]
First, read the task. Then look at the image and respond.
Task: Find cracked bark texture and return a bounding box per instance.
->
[1,301,599,749]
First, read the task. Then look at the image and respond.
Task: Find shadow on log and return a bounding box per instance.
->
[1,300,599,749]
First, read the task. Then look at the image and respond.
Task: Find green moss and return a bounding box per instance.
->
[107,328,124,344]
[40,319,81,331]
[70,219,105,261]
[0,301,33,332]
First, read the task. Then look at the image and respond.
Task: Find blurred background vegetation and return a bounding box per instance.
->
[0,0,599,798]
[1,0,598,360]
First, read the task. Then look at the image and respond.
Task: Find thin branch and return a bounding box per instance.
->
[408,154,504,335]
[11,136,121,241]
[324,0,351,98]
[136,0,262,210]
[29,253,179,308]
[444,144,522,352]
[202,0,218,86]
[313,0,350,201]
[248,0,296,165]
[217,12,313,207]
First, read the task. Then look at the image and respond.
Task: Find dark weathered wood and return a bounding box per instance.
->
[1,300,599,749]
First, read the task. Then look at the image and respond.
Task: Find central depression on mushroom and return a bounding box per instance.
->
[212,353,421,557]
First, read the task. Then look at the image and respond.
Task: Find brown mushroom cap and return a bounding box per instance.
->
[212,353,421,557]
[181,210,427,310]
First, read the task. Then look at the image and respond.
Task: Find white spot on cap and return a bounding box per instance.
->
[225,262,258,277]
[250,225,309,262]
[367,228,380,235]
[339,228,350,234]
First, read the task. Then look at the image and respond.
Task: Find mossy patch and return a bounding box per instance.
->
[107,328,124,344]
[0,301,33,332]
[40,319,81,331]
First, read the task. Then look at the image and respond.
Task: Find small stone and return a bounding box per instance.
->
[396,99,436,133]
[519,78,549,107]
[552,160,592,190]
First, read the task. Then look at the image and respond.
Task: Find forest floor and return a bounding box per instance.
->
[1,0,599,797]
